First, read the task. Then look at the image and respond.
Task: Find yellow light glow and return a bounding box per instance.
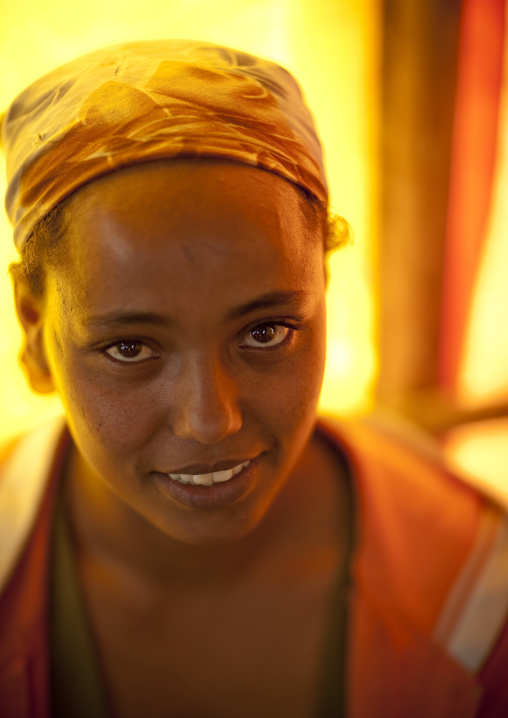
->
[0,0,379,441]
[445,419,508,507]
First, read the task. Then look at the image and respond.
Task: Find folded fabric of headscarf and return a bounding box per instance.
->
[1,39,328,250]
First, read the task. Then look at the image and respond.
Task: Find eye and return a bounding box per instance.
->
[104,341,158,363]
[241,323,291,349]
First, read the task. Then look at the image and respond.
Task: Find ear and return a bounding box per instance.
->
[14,281,55,394]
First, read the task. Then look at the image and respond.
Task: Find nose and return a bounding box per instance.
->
[171,354,242,444]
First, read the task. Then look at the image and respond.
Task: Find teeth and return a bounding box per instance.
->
[212,469,233,483]
[169,460,250,486]
[193,473,214,486]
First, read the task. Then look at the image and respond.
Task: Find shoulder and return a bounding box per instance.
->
[0,417,68,596]
[317,412,508,673]
[317,410,493,531]
[317,411,490,558]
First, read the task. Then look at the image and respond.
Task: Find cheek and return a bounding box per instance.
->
[289,314,327,424]
[249,320,326,437]
[65,375,161,465]
[46,328,155,465]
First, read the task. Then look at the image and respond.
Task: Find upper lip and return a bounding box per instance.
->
[163,457,257,475]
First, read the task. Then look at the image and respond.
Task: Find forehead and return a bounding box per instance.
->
[67,158,309,233]
[55,160,322,314]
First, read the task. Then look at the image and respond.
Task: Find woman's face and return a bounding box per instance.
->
[39,160,327,545]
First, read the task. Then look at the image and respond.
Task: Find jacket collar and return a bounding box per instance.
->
[0,416,486,717]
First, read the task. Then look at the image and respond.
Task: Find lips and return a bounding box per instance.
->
[167,457,253,475]
[154,455,259,509]
[168,460,251,486]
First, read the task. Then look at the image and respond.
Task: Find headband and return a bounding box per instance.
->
[1,39,328,250]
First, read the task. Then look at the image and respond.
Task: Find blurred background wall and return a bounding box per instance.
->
[0,0,380,439]
[377,0,508,500]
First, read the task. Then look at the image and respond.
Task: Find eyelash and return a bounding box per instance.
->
[239,321,299,351]
[101,320,300,365]
[102,340,159,364]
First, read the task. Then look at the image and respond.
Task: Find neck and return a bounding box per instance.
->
[63,431,348,589]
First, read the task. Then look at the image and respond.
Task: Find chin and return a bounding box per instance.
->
[162,511,265,547]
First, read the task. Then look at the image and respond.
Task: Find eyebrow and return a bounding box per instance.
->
[225,290,307,320]
[86,311,170,328]
[86,290,307,328]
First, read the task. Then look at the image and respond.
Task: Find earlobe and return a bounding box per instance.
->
[14,283,55,394]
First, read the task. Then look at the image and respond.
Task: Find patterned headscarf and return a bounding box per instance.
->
[1,39,328,250]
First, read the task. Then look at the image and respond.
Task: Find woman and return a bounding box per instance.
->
[1,40,508,718]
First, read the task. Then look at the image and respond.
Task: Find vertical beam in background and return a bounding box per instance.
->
[377,0,462,414]
[440,0,506,397]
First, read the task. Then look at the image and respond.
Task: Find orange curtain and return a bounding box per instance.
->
[440,0,506,393]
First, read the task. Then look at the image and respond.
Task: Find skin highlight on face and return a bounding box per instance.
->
[19,160,328,553]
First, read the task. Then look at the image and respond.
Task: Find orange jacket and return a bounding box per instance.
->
[0,416,507,717]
